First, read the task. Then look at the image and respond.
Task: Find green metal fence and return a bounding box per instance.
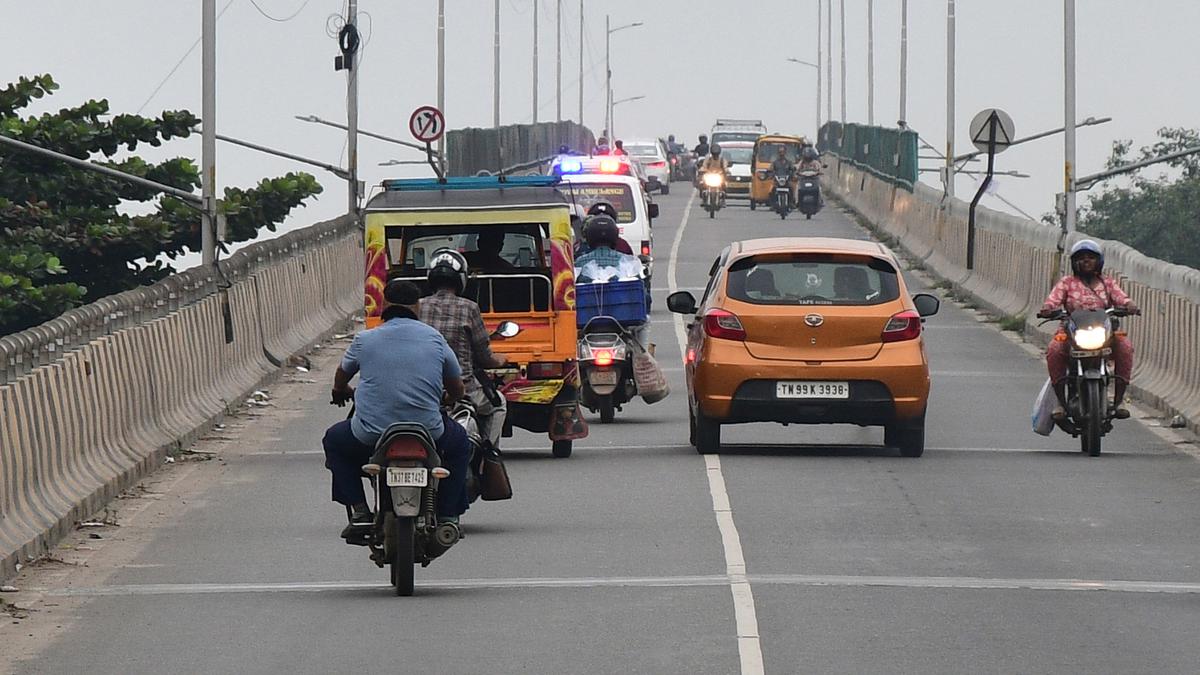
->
[818,122,919,191]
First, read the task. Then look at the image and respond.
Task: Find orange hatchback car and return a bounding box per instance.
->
[668,238,940,456]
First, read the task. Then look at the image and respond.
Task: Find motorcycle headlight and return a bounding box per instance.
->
[703,173,724,188]
[1072,325,1108,350]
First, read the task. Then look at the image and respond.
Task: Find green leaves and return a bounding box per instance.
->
[0,74,322,335]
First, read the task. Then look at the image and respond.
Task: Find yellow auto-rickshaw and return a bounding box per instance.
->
[362,175,587,458]
[749,134,807,210]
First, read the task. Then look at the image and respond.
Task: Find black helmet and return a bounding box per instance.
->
[583,214,620,249]
[427,248,469,293]
[668,134,676,142]
[802,146,819,161]
[710,143,722,157]
[699,134,708,142]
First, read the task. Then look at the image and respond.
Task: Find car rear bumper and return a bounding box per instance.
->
[726,380,896,425]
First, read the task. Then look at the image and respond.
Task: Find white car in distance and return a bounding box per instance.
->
[622,139,670,195]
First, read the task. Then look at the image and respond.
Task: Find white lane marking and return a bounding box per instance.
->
[43,572,1200,597]
[669,191,765,675]
[930,370,1044,378]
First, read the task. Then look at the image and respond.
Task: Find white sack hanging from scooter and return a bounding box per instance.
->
[633,343,670,404]
[1031,377,1056,436]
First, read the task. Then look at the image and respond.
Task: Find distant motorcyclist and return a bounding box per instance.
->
[1035,240,1141,420]
[797,145,822,173]
[693,134,709,157]
[770,145,796,205]
[420,249,509,451]
[698,143,728,178]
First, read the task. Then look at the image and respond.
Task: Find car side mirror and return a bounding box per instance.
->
[913,293,940,318]
[667,291,697,315]
[648,203,660,219]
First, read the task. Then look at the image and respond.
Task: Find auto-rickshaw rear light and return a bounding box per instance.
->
[386,437,429,461]
[527,361,564,379]
[703,309,747,341]
[881,310,922,343]
[593,349,615,367]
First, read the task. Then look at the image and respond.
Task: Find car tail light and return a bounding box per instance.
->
[386,437,428,461]
[640,240,651,257]
[648,161,666,168]
[881,310,922,343]
[527,361,564,379]
[593,349,614,367]
[703,309,747,341]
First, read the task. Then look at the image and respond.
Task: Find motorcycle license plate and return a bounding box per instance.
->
[589,370,619,386]
[386,467,428,488]
[776,381,849,399]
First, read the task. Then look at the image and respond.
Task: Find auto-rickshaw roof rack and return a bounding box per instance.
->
[382,176,562,191]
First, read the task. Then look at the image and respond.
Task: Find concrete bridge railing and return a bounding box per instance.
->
[824,156,1200,436]
[0,215,362,578]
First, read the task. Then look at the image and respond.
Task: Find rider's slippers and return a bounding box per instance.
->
[1111,406,1131,420]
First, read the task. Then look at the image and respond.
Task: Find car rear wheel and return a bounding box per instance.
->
[749,200,757,211]
[887,417,925,458]
[693,408,721,454]
[661,183,670,195]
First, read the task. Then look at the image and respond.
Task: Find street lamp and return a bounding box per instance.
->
[610,95,645,139]
[786,58,820,134]
[605,17,643,141]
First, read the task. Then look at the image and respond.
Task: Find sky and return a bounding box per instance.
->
[3,0,1198,265]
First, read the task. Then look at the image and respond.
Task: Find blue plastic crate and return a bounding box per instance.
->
[576,280,648,327]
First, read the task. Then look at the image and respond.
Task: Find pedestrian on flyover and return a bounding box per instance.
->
[323,280,473,538]
[1036,239,1141,420]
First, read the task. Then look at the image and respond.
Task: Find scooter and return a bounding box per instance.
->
[578,317,639,423]
[1039,306,1135,456]
[797,170,822,219]
[701,172,725,219]
[771,171,792,219]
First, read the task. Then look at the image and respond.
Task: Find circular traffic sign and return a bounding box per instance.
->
[969,108,1015,154]
[409,106,446,143]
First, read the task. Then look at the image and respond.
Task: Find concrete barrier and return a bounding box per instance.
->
[0,215,362,578]
[446,121,595,177]
[824,156,1200,436]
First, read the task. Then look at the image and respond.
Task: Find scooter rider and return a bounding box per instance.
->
[420,249,509,451]
[1036,239,1141,420]
[797,145,824,207]
[323,280,472,537]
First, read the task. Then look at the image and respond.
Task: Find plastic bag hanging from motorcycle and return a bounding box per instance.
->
[633,344,670,404]
[478,447,513,501]
[1031,377,1056,437]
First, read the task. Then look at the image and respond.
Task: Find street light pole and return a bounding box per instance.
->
[201,0,217,265]
[816,0,822,135]
[945,0,956,198]
[556,0,562,122]
[533,0,539,124]
[825,0,832,126]
[839,0,846,124]
[437,0,445,172]
[578,0,584,124]
[1064,0,1077,233]
[867,0,874,126]
[494,0,501,128]
[605,14,611,139]
[900,0,908,126]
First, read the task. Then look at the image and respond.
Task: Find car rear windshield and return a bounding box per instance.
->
[726,253,900,306]
[625,144,661,157]
[562,183,637,223]
[712,131,762,144]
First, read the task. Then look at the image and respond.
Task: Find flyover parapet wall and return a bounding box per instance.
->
[446,121,595,176]
[824,156,1200,436]
[0,215,362,578]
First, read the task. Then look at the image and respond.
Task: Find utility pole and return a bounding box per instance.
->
[578,0,584,124]
[494,0,501,128]
[533,0,539,124]
[437,0,446,171]
[816,0,822,135]
[867,0,874,126]
[556,0,562,121]
[825,0,832,127]
[1063,0,1077,232]
[605,14,611,139]
[839,0,846,124]
[201,0,217,265]
[899,0,908,126]
[945,0,956,197]
[346,0,361,210]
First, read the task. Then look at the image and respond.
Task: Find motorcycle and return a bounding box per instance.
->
[770,170,792,219]
[797,169,822,219]
[701,172,725,218]
[578,317,639,423]
[1039,307,1134,456]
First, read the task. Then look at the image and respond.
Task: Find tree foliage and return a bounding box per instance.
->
[1079,127,1200,270]
[0,74,322,334]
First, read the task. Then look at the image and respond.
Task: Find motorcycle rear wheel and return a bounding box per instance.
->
[1083,379,1104,457]
[386,513,416,596]
[598,396,615,423]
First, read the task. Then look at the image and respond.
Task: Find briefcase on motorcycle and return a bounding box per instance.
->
[479,447,513,501]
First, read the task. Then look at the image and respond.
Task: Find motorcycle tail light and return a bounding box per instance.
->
[593,349,614,367]
[527,361,564,379]
[386,437,428,461]
[881,310,922,343]
[703,309,747,341]
[1053,332,1069,342]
